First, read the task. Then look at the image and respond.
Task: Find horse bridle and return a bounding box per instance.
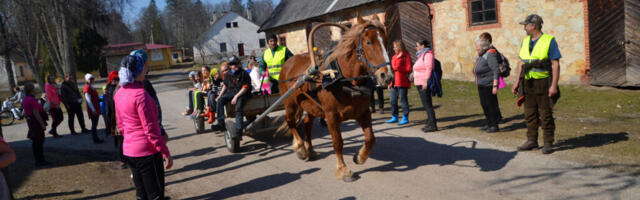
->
[356,25,391,76]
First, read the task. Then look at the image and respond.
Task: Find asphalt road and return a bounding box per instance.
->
[3,72,639,200]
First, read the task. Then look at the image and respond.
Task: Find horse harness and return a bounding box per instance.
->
[279,25,390,110]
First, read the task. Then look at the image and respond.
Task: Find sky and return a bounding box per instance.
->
[124,0,281,28]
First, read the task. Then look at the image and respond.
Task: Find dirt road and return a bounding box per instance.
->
[3,73,639,199]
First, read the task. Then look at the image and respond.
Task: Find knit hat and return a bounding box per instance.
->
[84,73,94,81]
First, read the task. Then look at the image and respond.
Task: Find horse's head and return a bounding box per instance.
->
[324,13,391,86]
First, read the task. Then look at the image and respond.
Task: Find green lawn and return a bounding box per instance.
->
[383,79,640,166]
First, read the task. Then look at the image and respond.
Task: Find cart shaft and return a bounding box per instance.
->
[245,76,307,131]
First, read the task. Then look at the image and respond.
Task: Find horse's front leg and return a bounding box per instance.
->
[354,111,375,165]
[326,113,356,182]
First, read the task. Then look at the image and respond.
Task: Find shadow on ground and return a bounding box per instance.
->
[554,132,629,152]
[183,168,320,200]
[359,136,517,175]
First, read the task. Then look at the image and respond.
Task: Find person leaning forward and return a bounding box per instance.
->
[511,14,562,154]
[216,56,252,138]
[259,34,293,94]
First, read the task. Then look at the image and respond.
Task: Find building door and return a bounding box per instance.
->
[238,43,245,57]
[588,0,627,86]
[385,1,432,61]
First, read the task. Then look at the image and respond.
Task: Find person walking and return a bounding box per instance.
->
[473,34,501,133]
[259,34,294,94]
[512,14,562,154]
[413,40,438,132]
[22,83,50,166]
[115,50,172,200]
[84,73,104,144]
[386,40,412,125]
[45,75,63,137]
[60,74,90,135]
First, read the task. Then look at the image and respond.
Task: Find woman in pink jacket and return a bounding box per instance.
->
[45,75,63,137]
[386,40,413,125]
[413,40,438,132]
[115,49,172,200]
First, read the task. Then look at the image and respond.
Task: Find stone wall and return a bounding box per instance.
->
[431,0,588,84]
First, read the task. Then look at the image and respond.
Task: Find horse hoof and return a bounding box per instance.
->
[353,154,367,165]
[342,174,359,182]
[307,150,318,161]
[295,149,308,160]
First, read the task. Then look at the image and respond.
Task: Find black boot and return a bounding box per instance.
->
[485,126,499,133]
[541,142,554,154]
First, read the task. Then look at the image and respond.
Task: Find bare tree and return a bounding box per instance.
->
[12,0,45,89]
[0,1,17,93]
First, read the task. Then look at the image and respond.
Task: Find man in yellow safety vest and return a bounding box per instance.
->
[512,14,562,154]
[259,34,294,94]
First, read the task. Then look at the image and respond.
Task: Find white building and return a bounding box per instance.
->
[194,12,266,64]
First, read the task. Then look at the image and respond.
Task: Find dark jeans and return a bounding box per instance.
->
[477,86,500,127]
[417,85,437,128]
[64,102,87,133]
[370,86,384,111]
[186,90,194,112]
[49,107,63,135]
[207,92,218,112]
[31,137,45,162]
[216,94,248,136]
[524,78,555,143]
[195,92,206,111]
[389,87,409,117]
[125,153,165,200]
[114,135,124,162]
[270,79,280,94]
[90,115,100,141]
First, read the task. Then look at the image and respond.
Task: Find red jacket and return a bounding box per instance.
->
[84,84,101,117]
[390,51,412,88]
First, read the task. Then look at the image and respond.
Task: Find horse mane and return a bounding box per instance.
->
[322,19,383,69]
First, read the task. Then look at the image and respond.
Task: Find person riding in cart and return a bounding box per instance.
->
[215,56,252,139]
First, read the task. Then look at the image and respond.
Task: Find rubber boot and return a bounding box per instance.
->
[207,111,215,124]
[385,116,398,123]
[398,115,409,125]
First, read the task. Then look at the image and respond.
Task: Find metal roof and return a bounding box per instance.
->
[258,0,381,32]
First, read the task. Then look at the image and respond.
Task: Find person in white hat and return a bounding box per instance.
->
[83,73,104,144]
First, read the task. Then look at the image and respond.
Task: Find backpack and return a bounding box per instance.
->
[489,48,511,77]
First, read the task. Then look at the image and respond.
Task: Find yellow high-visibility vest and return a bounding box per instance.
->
[519,33,554,80]
[263,46,286,80]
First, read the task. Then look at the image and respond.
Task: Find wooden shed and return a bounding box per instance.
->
[588,0,640,87]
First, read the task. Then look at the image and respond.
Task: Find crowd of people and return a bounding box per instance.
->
[0,13,562,199]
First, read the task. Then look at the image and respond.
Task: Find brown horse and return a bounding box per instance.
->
[278,14,390,182]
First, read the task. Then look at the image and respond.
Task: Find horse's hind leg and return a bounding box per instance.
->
[286,103,307,160]
[303,114,318,161]
[354,112,375,165]
[326,113,356,182]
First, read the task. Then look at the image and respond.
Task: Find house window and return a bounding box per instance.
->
[279,37,286,46]
[469,0,497,26]
[19,66,24,76]
[259,39,266,48]
[220,43,227,52]
[233,22,238,28]
[172,53,179,59]
[226,22,232,28]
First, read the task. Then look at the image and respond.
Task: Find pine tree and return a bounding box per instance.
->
[230,0,244,17]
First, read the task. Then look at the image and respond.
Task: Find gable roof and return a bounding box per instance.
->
[196,11,263,45]
[258,0,380,32]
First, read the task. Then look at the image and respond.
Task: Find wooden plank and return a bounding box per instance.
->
[588,0,627,86]
[625,0,640,86]
[398,2,432,62]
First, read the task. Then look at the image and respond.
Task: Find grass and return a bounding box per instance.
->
[387,79,640,167]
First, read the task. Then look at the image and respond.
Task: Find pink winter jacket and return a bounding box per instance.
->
[45,83,61,108]
[114,82,170,158]
[413,50,435,87]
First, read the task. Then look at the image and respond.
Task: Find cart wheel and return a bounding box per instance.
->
[1,111,15,126]
[194,116,205,134]
[224,119,240,153]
